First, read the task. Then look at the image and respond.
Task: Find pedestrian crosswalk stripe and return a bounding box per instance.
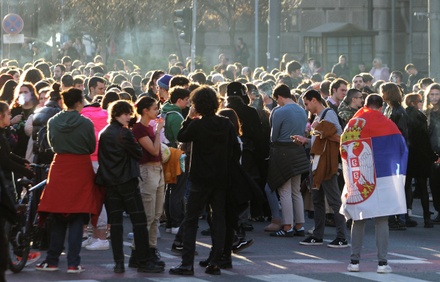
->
[388,259,431,264]
[57,280,100,282]
[248,274,324,281]
[148,278,208,282]
[343,272,430,281]
[284,259,342,264]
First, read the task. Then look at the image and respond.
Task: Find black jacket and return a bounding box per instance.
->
[385,104,409,142]
[407,106,436,177]
[0,127,34,180]
[177,115,240,186]
[32,100,62,140]
[96,121,142,187]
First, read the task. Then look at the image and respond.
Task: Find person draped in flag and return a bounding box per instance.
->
[341,94,408,274]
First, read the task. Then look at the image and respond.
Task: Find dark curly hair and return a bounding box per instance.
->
[108,100,134,123]
[190,86,219,116]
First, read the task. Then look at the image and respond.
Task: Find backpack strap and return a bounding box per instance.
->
[320,108,331,120]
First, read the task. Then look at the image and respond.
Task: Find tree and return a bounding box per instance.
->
[176,0,303,60]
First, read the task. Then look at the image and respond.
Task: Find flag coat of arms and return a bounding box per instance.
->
[340,107,408,220]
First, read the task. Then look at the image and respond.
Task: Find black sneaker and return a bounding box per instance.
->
[270,228,294,237]
[389,220,406,230]
[327,237,349,248]
[300,236,323,246]
[293,227,305,237]
[171,243,183,254]
[405,215,418,228]
[232,238,254,253]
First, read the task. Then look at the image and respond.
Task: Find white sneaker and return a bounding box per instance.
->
[171,227,179,235]
[377,264,392,274]
[81,237,97,248]
[347,263,360,272]
[85,239,110,251]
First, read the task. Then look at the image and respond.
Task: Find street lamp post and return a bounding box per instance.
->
[429,0,440,81]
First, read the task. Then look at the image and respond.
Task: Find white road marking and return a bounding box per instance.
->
[248,274,325,281]
[284,259,342,264]
[344,272,430,281]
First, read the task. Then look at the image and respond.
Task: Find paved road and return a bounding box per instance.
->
[6,199,440,282]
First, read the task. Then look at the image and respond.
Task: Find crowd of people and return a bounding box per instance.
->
[0,50,439,280]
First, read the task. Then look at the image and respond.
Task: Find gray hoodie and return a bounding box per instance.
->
[48,110,95,154]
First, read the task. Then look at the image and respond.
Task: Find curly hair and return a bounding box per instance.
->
[108,100,134,123]
[190,86,219,116]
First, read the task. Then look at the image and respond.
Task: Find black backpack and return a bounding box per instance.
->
[34,125,54,164]
[321,108,346,130]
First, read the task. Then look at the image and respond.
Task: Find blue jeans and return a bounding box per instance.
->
[46,213,85,267]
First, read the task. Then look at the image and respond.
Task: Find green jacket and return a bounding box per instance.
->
[161,102,184,148]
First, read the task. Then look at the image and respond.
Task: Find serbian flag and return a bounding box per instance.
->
[339,107,408,220]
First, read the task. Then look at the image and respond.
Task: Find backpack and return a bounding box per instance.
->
[321,108,346,130]
[161,110,184,146]
[34,125,54,164]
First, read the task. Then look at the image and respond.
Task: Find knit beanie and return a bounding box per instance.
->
[157,74,173,90]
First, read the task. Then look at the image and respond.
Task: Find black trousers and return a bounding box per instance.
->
[430,164,440,213]
[181,181,226,266]
[105,178,150,263]
[405,174,430,218]
[0,217,7,281]
[164,172,187,228]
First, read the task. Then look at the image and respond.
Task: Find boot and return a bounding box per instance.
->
[150,247,165,267]
[264,218,282,232]
[137,260,164,273]
[405,214,418,227]
[424,212,434,228]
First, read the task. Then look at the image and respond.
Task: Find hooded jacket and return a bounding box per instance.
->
[47,110,95,154]
[161,102,184,148]
[81,104,108,161]
[32,100,62,140]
